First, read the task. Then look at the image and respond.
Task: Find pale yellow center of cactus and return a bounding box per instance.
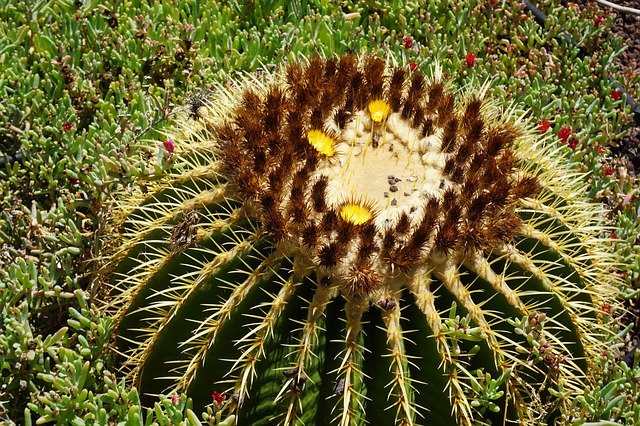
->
[307,129,336,156]
[317,109,445,228]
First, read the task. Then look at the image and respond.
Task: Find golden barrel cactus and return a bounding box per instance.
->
[98,55,621,425]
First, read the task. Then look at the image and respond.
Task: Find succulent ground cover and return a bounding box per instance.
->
[0,0,639,424]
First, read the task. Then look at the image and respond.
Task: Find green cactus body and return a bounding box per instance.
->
[98,55,621,425]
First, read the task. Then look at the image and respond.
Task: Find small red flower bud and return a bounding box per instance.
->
[537,120,551,133]
[62,121,73,132]
[465,52,476,68]
[611,88,622,101]
[70,178,79,185]
[402,37,414,49]
[594,15,604,28]
[171,394,180,405]
[558,127,572,144]
[212,390,225,406]
[408,61,418,72]
[568,139,579,150]
[600,303,612,314]
[596,144,605,154]
[602,165,615,176]
[489,0,498,4]
[163,139,175,153]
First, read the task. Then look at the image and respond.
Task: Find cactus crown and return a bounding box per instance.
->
[100,55,621,425]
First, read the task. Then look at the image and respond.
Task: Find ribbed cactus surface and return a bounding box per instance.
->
[99,55,621,425]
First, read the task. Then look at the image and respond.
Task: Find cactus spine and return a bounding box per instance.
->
[98,55,621,425]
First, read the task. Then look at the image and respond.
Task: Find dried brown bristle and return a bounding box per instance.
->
[320,209,339,233]
[382,228,396,252]
[264,87,285,134]
[485,125,518,156]
[364,55,385,99]
[463,97,482,124]
[421,117,434,137]
[437,94,455,127]
[260,192,287,241]
[407,72,426,103]
[345,261,381,296]
[395,212,411,234]
[441,118,459,153]
[318,241,341,268]
[311,176,329,213]
[357,234,378,262]
[511,175,541,200]
[301,223,319,248]
[388,68,406,112]
[426,82,443,112]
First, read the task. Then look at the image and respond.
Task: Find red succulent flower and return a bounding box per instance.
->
[402,37,414,49]
[601,303,612,314]
[602,165,615,176]
[537,120,551,133]
[568,138,579,150]
[558,126,572,144]
[163,139,175,153]
[465,52,476,68]
[596,144,605,154]
[594,15,604,28]
[212,390,225,406]
[409,61,418,72]
[171,394,180,405]
[611,88,622,101]
[62,121,73,132]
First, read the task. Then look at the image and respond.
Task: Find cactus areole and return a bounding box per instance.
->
[101,55,620,425]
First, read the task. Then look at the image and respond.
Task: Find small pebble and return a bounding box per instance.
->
[390,198,397,206]
[404,192,411,196]
[387,175,395,180]
[410,206,417,213]
[394,177,402,183]
[389,185,398,192]
[384,191,389,198]
[388,177,396,185]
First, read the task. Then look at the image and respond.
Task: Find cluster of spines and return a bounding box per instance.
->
[213,55,546,295]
